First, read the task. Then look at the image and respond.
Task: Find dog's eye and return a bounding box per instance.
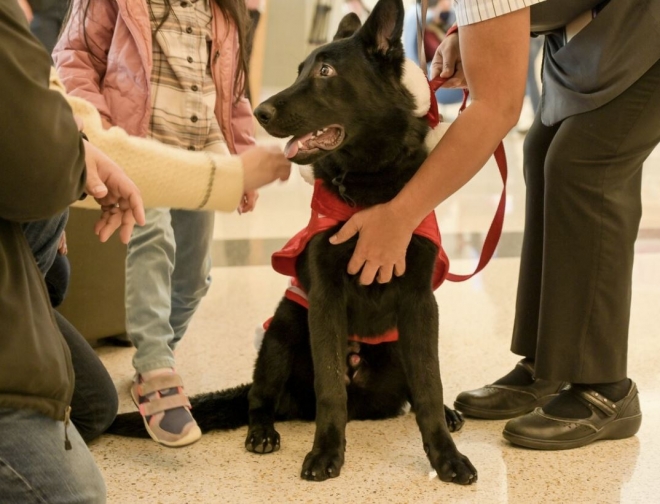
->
[319,64,335,77]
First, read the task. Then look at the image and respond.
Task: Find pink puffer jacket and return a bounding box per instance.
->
[53,0,255,154]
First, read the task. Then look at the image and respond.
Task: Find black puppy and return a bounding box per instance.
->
[108,0,477,485]
[249,0,475,484]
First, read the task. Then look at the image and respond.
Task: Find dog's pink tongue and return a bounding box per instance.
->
[284,138,299,159]
[284,133,314,159]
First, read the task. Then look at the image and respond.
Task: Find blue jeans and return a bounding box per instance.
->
[22,211,70,307]
[0,408,106,504]
[23,214,118,442]
[126,208,214,374]
[22,210,68,275]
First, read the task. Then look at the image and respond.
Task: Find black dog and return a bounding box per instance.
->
[108,0,477,485]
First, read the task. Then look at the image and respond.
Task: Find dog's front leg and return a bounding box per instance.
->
[245,300,305,454]
[301,290,348,481]
[398,293,478,485]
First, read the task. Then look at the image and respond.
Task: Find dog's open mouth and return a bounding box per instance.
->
[284,125,345,159]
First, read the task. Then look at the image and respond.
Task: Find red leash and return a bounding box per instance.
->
[425,69,508,283]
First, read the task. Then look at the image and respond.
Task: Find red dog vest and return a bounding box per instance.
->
[263,180,450,345]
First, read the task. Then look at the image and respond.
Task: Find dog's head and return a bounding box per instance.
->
[254,0,417,166]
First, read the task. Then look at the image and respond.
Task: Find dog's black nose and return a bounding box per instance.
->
[254,103,276,126]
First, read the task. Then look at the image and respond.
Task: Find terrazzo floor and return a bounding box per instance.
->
[87,107,660,504]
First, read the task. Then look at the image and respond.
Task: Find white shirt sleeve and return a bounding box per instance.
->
[453,0,546,26]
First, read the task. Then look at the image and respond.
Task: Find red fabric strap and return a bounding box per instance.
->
[446,141,507,282]
[445,23,459,38]
[426,72,507,283]
[272,180,450,289]
[268,181,451,345]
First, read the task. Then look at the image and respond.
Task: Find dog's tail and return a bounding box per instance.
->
[106,383,252,438]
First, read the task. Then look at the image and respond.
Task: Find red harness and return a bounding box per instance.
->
[272,180,450,288]
[266,180,450,344]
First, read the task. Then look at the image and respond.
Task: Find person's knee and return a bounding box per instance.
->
[77,393,118,444]
[0,416,107,504]
[522,122,552,190]
[95,391,119,438]
[173,280,212,310]
[542,143,580,200]
[74,370,119,443]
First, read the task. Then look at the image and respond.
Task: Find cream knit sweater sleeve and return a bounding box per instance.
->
[49,70,244,212]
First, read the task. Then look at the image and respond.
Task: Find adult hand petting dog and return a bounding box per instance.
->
[330,202,413,285]
[332,9,529,286]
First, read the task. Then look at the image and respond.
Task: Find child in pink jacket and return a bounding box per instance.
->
[55,0,283,447]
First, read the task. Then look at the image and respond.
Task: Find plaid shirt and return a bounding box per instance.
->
[454,0,545,26]
[148,0,229,155]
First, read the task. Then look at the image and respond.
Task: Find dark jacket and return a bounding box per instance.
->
[0,0,87,422]
[532,0,660,125]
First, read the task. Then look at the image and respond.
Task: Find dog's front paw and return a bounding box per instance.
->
[444,405,465,433]
[245,425,280,454]
[428,446,477,485]
[301,449,344,481]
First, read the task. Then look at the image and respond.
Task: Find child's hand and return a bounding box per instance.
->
[240,145,292,192]
[238,191,259,214]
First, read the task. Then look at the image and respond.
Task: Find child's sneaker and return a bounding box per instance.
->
[131,370,202,447]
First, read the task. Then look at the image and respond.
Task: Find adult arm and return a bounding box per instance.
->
[330,8,530,285]
[0,0,86,222]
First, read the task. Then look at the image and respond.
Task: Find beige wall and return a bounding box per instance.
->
[261,0,312,92]
[260,0,367,93]
[259,0,416,95]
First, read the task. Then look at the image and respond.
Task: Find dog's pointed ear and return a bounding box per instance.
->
[333,13,362,40]
[358,0,404,55]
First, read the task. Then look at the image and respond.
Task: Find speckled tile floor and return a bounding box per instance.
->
[92,254,660,504]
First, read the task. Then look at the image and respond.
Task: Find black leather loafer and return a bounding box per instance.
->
[454,360,568,420]
[502,381,642,450]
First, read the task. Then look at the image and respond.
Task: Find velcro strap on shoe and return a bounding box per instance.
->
[139,374,185,396]
[139,394,191,417]
[574,388,617,417]
[516,359,536,379]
